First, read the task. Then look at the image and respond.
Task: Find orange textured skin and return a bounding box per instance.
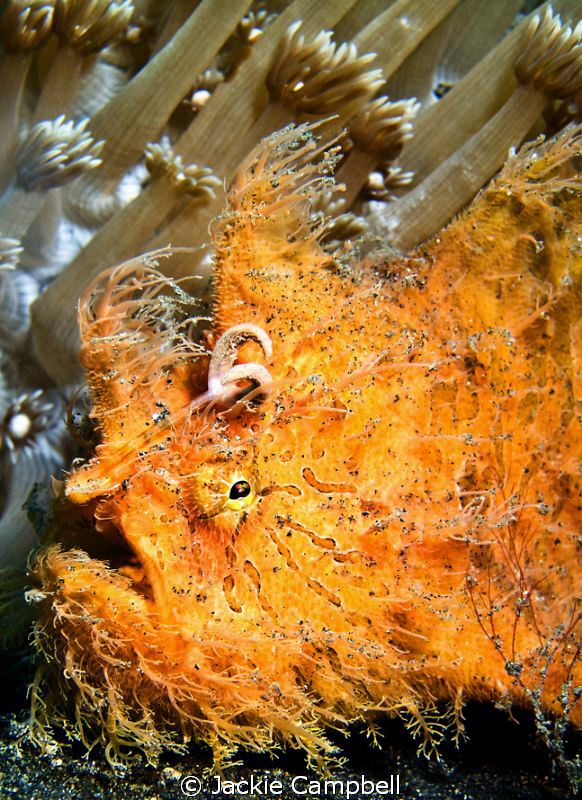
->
[30,126,581,767]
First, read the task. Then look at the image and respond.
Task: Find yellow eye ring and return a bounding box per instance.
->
[191,467,258,519]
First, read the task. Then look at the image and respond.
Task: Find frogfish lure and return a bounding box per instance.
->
[27,123,581,770]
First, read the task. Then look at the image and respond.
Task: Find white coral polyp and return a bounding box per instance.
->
[16,116,103,192]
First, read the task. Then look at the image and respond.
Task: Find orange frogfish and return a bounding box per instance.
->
[28,123,581,769]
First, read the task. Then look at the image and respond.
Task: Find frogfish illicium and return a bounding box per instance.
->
[28,123,581,770]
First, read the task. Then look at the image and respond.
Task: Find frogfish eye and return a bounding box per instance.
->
[229,480,251,500]
[224,477,256,513]
[190,465,258,520]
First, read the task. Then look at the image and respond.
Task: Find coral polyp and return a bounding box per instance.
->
[27,122,581,774]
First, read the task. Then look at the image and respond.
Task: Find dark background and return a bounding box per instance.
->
[0,648,579,800]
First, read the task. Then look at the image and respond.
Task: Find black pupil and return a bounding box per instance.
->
[229,480,251,500]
